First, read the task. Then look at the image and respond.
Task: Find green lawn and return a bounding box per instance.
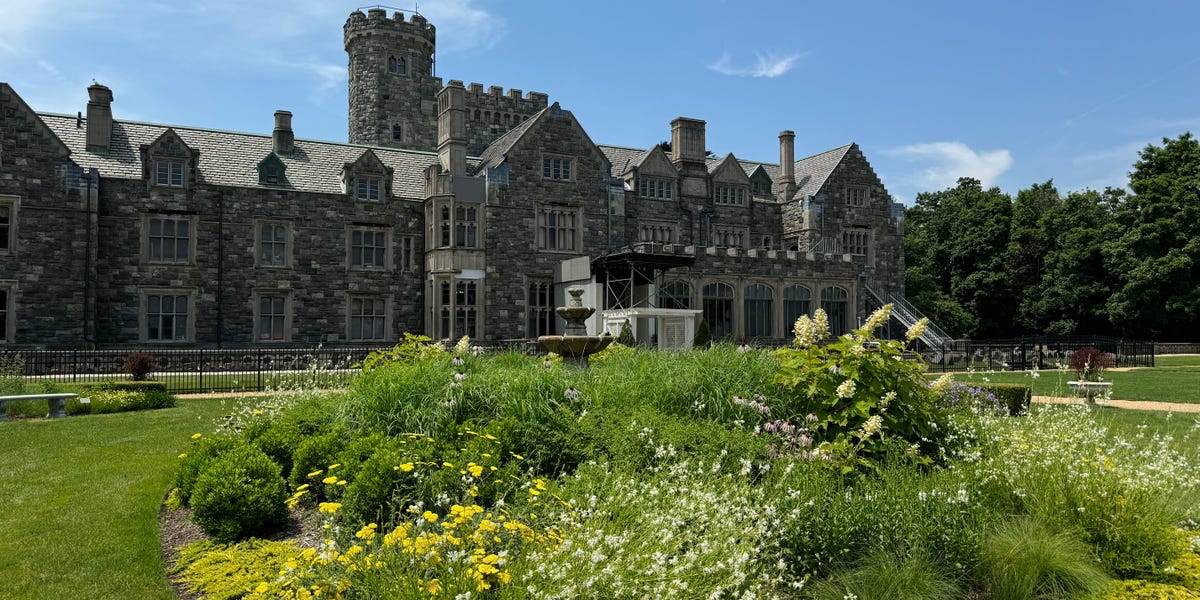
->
[0,399,228,600]
[1154,354,1200,367]
[944,365,1200,404]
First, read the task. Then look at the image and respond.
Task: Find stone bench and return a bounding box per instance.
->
[0,393,80,421]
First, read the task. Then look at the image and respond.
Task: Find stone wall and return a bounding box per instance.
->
[0,86,89,346]
[463,85,548,155]
[93,177,424,346]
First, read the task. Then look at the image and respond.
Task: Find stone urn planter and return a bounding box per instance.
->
[1068,380,1112,404]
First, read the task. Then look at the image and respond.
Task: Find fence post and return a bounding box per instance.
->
[258,348,263,392]
[198,348,204,393]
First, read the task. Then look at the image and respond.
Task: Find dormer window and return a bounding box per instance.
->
[257,153,287,186]
[638,177,673,199]
[388,56,407,75]
[356,177,382,201]
[155,160,184,187]
[753,179,771,196]
[714,184,746,206]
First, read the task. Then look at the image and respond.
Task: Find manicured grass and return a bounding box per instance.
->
[944,365,1200,404]
[1089,405,1200,443]
[0,399,229,600]
[1155,354,1200,367]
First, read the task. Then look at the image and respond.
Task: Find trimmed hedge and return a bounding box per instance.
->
[976,383,1032,416]
[190,445,289,542]
[68,380,169,393]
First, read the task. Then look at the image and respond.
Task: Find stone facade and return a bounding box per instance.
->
[0,9,907,348]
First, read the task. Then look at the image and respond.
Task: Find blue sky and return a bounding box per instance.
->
[3,0,1198,204]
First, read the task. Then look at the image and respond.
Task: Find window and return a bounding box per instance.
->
[0,286,11,343]
[848,187,868,206]
[148,217,191,263]
[659,281,691,310]
[349,297,388,341]
[351,229,388,269]
[146,293,189,342]
[638,177,673,199]
[842,229,869,255]
[542,157,572,181]
[400,236,416,271]
[783,285,812,330]
[257,295,287,341]
[760,236,773,250]
[455,205,478,247]
[440,206,452,247]
[527,280,555,337]
[355,177,382,201]
[753,179,771,197]
[639,223,675,244]
[155,160,184,187]
[0,196,15,254]
[744,284,774,339]
[388,55,407,75]
[391,124,403,140]
[537,207,578,251]
[261,164,281,185]
[259,222,288,267]
[702,282,734,340]
[713,184,746,206]
[821,286,849,337]
[438,280,479,339]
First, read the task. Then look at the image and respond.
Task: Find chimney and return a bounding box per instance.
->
[670,117,706,166]
[85,83,113,152]
[437,80,467,176]
[779,130,797,197]
[273,110,294,154]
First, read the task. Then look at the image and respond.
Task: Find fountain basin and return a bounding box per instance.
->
[538,334,613,363]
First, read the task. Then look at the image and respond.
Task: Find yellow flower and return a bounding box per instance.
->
[318,502,342,515]
[328,463,341,471]
[427,578,442,595]
[322,476,339,484]
[336,479,347,486]
[177,453,187,459]
[255,582,270,593]
[307,470,324,478]
[511,453,524,460]
[468,464,484,477]
[191,433,202,440]
[423,510,439,523]
[399,462,415,472]
[442,461,454,468]
[296,484,310,491]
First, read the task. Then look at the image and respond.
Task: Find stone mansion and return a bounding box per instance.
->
[0,8,909,349]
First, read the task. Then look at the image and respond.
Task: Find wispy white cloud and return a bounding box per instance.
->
[420,0,508,53]
[887,141,1013,190]
[707,51,807,78]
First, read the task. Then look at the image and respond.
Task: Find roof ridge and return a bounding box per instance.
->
[37,112,450,158]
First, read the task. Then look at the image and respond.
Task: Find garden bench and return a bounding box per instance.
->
[0,393,79,421]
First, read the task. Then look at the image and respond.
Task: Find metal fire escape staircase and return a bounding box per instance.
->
[863,284,954,350]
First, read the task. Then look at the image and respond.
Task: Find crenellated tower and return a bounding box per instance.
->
[344,8,441,150]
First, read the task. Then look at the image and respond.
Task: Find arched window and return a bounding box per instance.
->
[659,281,691,310]
[388,56,407,75]
[473,109,481,121]
[821,286,849,337]
[744,284,773,339]
[702,282,734,340]
[783,285,812,331]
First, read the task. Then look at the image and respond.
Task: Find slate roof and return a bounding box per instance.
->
[38,113,473,199]
[597,142,853,200]
[473,106,548,173]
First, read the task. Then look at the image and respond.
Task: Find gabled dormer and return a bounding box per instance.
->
[748,164,773,199]
[631,144,678,200]
[140,128,197,190]
[710,153,751,206]
[341,149,393,202]
[256,153,287,187]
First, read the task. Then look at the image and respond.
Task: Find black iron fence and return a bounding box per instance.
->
[922,336,1155,372]
[0,347,390,394]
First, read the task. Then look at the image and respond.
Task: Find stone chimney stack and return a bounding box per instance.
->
[85,83,113,152]
[437,80,467,176]
[779,130,797,198]
[670,117,706,167]
[273,110,294,154]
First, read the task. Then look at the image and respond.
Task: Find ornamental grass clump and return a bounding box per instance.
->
[774,305,952,472]
[979,516,1109,600]
[807,550,960,600]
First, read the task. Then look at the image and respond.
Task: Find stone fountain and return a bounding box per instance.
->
[538,287,613,367]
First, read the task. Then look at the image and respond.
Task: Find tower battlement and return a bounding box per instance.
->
[343,9,436,52]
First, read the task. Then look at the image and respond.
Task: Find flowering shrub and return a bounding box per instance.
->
[1069,346,1114,381]
[123,351,157,380]
[358,332,443,373]
[774,306,951,472]
[248,501,555,599]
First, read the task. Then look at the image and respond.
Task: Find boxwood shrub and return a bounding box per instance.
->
[976,383,1032,416]
[190,445,289,542]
